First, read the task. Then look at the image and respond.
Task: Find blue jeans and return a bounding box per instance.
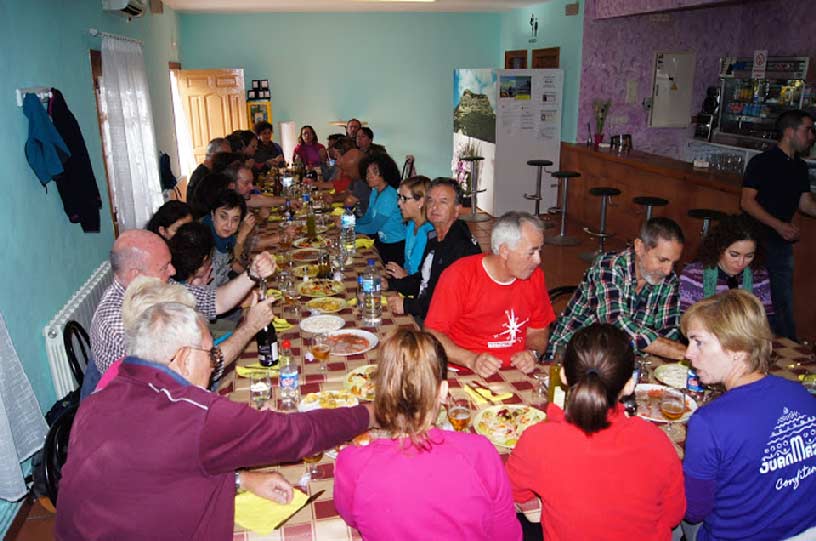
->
[79,360,102,401]
[764,240,797,340]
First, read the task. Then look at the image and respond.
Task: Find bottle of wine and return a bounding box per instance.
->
[255,280,279,368]
[547,362,565,408]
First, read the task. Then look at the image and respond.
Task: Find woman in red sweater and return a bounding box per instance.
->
[506,324,685,541]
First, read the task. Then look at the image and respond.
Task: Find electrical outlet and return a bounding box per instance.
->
[626,79,638,104]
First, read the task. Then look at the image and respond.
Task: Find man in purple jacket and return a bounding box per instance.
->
[56,302,373,541]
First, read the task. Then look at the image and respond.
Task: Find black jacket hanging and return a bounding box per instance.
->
[49,88,102,233]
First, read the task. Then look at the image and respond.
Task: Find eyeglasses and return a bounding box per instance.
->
[170,346,223,370]
[397,194,420,203]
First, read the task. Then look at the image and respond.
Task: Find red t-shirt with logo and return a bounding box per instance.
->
[425,254,555,365]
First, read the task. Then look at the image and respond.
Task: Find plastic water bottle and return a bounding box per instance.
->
[340,206,356,256]
[361,259,382,327]
[278,340,299,411]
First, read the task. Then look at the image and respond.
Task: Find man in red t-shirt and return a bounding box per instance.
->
[425,212,555,378]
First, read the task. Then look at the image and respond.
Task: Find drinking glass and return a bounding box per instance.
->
[249,372,272,410]
[660,387,686,439]
[310,334,331,372]
[303,450,323,480]
[446,395,473,432]
[531,373,549,410]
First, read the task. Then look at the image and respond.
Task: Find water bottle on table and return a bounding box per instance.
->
[278,340,300,411]
[361,258,382,327]
[340,206,356,256]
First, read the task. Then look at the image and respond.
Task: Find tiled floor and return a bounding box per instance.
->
[9,210,612,541]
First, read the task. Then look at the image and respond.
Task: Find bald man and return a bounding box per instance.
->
[90,229,277,376]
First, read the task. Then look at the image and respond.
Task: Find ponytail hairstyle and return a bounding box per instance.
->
[563,324,634,434]
[374,329,448,449]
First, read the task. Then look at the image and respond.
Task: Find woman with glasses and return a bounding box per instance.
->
[334,329,520,541]
[355,153,406,265]
[385,176,433,280]
[679,214,773,320]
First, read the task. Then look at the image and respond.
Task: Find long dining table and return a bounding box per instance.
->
[222,203,816,541]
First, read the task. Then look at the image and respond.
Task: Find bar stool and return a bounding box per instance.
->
[460,156,490,223]
[523,159,553,216]
[544,171,582,246]
[581,187,621,262]
[688,208,726,237]
[633,196,669,221]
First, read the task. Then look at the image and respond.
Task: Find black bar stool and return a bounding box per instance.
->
[523,159,553,216]
[633,196,669,221]
[581,187,621,261]
[460,156,490,223]
[544,171,581,246]
[688,208,726,237]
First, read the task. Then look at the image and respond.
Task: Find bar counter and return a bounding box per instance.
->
[560,142,816,340]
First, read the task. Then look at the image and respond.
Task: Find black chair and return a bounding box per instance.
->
[63,320,91,388]
[548,285,578,326]
[43,402,78,508]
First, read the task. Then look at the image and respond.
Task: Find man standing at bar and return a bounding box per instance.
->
[545,218,687,360]
[741,109,816,340]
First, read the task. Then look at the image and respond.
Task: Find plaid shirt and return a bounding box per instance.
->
[90,279,217,373]
[545,248,681,358]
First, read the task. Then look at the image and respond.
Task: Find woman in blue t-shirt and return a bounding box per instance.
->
[355,153,406,265]
[385,175,433,281]
[681,289,816,541]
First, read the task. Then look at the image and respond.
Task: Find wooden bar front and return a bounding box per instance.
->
[560,142,816,341]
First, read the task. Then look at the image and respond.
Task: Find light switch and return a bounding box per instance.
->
[626,79,638,104]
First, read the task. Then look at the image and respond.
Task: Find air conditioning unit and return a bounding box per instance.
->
[102,0,146,19]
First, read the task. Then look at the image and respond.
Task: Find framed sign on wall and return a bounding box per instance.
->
[247,100,272,128]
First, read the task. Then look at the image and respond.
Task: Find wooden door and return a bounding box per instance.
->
[505,50,528,69]
[90,50,119,237]
[173,69,247,164]
[532,47,560,69]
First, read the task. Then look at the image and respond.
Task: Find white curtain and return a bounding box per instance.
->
[169,71,196,180]
[101,37,163,230]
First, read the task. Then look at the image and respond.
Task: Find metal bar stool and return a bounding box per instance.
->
[460,156,490,223]
[523,159,553,216]
[544,171,582,246]
[688,208,726,237]
[581,187,621,262]
[633,196,669,221]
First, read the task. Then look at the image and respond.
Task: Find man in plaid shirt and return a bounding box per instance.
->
[545,218,687,360]
[91,229,277,378]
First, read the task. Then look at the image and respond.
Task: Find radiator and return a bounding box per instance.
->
[43,261,113,399]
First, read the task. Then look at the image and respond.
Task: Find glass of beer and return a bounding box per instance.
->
[316,250,332,279]
[249,372,272,410]
[446,395,473,432]
[310,334,331,372]
[660,387,686,439]
[303,450,323,480]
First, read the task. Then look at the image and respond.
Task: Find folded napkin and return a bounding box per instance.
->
[347,297,388,307]
[463,385,488,406]
[329,189,336,195]
[236,364,279,378]
[473,386,513,402]
[331,201,343,208]
[267,214,284,223]
[355,238,375,249]
[273,318,292,331]
[234,489,309,534]
[331,207,344,217]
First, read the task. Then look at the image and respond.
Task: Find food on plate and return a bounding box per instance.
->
[634,385,695,422]
[305,297,346,313]
[293,264,319,278]
[293,236,328,249]
[328,333,372,355]
[299,314,345,334]
[654,363,688,389]
[291,248,321,262]
[345,365,377,400]
[297,279,344,298]
[299,390,359,411]
[474,405,546,448]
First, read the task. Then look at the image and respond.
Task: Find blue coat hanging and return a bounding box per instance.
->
[23,92,70,184]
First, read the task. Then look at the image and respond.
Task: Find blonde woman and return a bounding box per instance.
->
[682,289,816,541]
[385,176,434,280]
[334,329,520,541]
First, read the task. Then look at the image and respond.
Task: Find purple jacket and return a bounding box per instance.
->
[56,358,369,541]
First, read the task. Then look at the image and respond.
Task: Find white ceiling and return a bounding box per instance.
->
[163,0,542,13]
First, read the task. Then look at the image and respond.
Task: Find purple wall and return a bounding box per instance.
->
[594,0,733,19]
[577,0,816,159]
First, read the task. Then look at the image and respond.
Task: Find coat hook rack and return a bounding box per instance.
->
[16,86,52,107]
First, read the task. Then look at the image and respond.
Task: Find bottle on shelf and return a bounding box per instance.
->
[278,339,299,411]
[360,258,382,327]
[255,280,279,368]
[340,206,356,256]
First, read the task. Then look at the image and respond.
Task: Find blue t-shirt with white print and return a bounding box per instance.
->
[684,375,816,541]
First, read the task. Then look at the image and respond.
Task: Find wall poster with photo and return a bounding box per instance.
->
[247,100,272,128]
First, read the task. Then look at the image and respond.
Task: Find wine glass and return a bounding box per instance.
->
[303,450,324,481]
[249,372,272,410]
[310,334,331,372]
[446,395,473,432]
[530,373,549,410]
[660,387,686,440]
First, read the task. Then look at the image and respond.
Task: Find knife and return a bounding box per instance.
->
[273,489,325,530]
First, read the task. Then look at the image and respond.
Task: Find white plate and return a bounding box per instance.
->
[297,390,359,412]
[654,363,688,389]
[473,405,546,449]
[634,383,698,423]
[299,314,345,334]
[327,329,378,356]
[344,365,377,400]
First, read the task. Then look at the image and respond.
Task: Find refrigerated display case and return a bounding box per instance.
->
[714,57,814,150]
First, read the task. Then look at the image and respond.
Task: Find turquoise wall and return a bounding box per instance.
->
[178,12,501,178]
[499,0,585,142]
[0,0,180,410]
